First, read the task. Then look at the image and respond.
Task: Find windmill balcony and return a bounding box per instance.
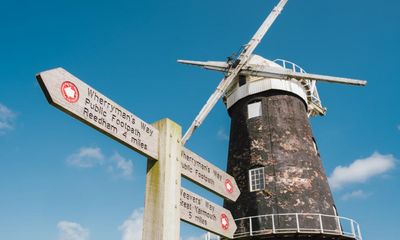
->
[273,59,325,116]
[232,213,362,240]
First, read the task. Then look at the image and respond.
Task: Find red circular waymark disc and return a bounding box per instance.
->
[225,179,233,193]
[61,81,79,103]
[220,213,229,230]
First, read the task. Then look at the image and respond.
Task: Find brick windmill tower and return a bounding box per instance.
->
[179,1,365,239]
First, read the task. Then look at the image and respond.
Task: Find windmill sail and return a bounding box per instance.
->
[181,0,289,144]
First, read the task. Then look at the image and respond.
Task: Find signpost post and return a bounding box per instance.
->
[143,119,182,240]
[37,68,239,239]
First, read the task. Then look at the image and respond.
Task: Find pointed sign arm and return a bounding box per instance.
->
[181,0,289,144]
[241,65,367,86]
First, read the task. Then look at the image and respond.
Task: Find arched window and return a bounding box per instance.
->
[312,137,319,155]
[333,205,338,216]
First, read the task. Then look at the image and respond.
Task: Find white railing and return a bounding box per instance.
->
[233,213,362,240]
[274,59,306,74]
[273,59,325,116]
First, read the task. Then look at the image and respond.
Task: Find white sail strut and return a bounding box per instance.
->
[182,0,289,144]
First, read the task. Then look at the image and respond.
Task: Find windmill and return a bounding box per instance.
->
[179,0,365,239]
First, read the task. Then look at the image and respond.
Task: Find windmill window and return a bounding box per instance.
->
[248,101,262,119]
[239,75,246,87]
[333,205,338,216]
[312,137,319,155]
[249,167,265,192]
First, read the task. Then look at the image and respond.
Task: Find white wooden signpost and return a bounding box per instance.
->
[36,68,239,239]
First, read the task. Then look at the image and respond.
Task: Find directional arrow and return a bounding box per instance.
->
[181,147,240,201]
[36,67,159,160]
[180,187,237,239]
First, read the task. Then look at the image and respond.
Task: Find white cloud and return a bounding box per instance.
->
[66,147,104,168]
[341,190,371,201]
[66,148,134,180]
[185,232,220,240]
[109,153,133,179]
[217,128,229,141]
[185,234,206,240]
[0,103,16,134]
[328,152,396,189]
[119,208,144,240]
[57,221,89,240]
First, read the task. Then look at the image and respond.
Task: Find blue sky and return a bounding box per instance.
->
[0,0,399,239]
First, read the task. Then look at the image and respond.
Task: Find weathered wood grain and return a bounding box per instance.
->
[143,119,181,240]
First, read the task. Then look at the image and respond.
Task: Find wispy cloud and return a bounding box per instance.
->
[57,221,90,240]
[328,152,396,189]
[341,190,371,201]
[185,234,206,240]
[109,153,133,179]
[66,147,104,168]
[185,232,220,240]
[0,103,16,134]
[217,128,229,141]
[119,208,144,240]
[66,147,134,179]
[397,124,400,131]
